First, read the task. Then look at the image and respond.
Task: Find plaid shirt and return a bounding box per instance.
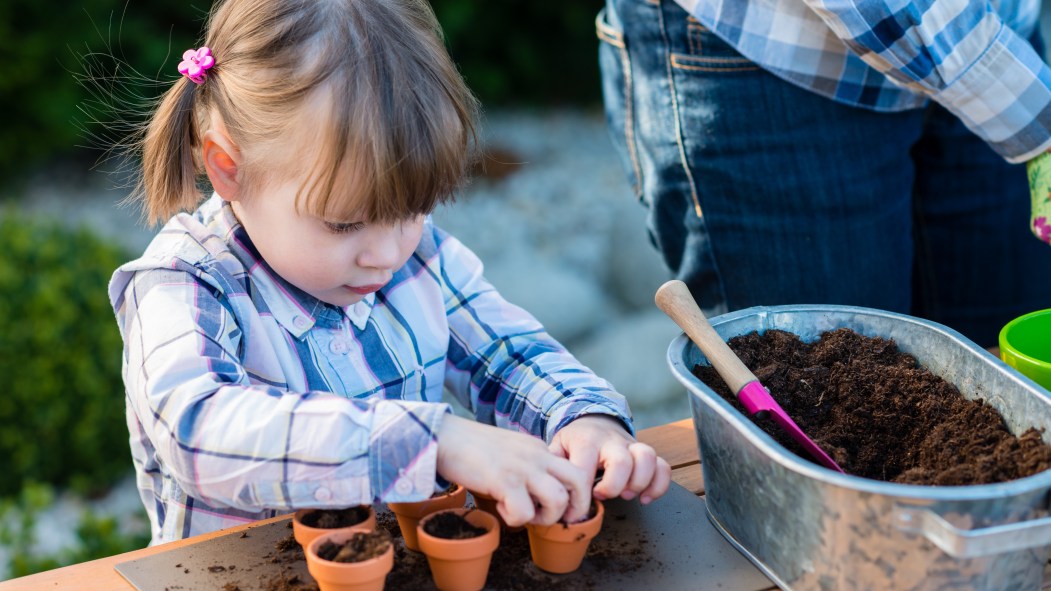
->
[675,0,1051,162]
[109,195,631,544]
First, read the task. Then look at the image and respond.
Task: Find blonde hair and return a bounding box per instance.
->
[137,0,477,225]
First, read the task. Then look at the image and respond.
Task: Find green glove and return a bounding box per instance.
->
[1027,151,1051,245]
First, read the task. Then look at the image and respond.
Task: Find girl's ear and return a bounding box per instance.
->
[202,128,242,202]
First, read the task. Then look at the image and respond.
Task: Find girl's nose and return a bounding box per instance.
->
[357,224,402,270]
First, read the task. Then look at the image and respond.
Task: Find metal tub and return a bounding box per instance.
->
[666,305,1051,590]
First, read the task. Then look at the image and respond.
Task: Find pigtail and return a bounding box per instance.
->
[137,77,202,225]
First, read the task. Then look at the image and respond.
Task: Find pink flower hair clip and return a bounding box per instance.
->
[178,47,215,85]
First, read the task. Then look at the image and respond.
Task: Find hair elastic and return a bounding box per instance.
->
[178,47,215,85]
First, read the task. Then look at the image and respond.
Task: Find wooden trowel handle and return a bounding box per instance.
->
[655,280,758,394]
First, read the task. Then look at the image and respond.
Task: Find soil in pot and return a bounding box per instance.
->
[422,511,488,539]
[692,327,1051,485]
[315,530,392,563]
[417,508,499,591]
[306,530,393,591]
[301,507,372,529]
[294,506,376,549]
[387,484,467,551]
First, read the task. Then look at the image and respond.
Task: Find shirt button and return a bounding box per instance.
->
[329,339,348,354]
[314,487,332,502]
[395,479,413,496]
[293,316,309,330]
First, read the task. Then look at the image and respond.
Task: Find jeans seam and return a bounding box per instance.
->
[687,23,703,55]
[595,11,625,48]
[659,2,702,218]
[671,53,760,71]
[621,44,644,200]
[597,9,643,199]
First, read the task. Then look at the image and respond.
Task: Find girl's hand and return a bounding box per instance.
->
[548,414,672,523]
[435,415,590,527]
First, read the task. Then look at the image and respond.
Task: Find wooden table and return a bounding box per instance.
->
[0,418,775,591]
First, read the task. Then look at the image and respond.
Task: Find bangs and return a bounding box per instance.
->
[294,71,477,225]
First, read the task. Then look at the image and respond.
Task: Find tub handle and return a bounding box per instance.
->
[895,506,1051,558]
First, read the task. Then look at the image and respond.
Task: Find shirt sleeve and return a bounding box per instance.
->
[801,0,1051,162]
[432,227,635,442]
[114,266,449,512]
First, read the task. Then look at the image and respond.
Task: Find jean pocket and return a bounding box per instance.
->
[673,24,760,73]
[597,7,643,200]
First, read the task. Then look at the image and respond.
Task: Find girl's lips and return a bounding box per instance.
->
[346,283,385,295]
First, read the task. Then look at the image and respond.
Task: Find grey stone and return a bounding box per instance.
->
[570,309,688,429]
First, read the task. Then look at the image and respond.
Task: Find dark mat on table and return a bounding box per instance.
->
[115,482,772,590]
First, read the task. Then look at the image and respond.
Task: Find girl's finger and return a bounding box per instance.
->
[527,473,571,526]
[564,442,600,492]
[546,456,591,523]
[498,485,536,527]
[640,456,673,505]
[592,444,633,500]
[623,442,658,496]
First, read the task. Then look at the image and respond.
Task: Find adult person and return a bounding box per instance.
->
[596,0,1051,348]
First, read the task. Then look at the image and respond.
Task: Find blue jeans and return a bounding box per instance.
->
[597,0,1051,348]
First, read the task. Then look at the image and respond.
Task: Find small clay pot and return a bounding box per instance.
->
[526,500,605,574]
[387,484,467,551]
[467,490,523,533]
[305,529,394,591]
[293,505,377,549]
[417,508,500,591]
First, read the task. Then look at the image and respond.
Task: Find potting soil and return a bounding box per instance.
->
[692,327,1051,485]
[422,511,487,539]
[298,506,370,529]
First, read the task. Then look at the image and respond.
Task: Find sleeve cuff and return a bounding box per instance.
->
[370,400,451,502]
[546,396,635,442]
[935,24,1051,163]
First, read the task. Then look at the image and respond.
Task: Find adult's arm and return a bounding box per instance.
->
[801,0,1051,162]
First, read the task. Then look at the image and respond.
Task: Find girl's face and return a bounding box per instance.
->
[229,173,425,308]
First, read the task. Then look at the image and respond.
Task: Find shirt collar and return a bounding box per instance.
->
[215,198,376,337]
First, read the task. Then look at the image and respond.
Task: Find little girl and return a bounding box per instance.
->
[109,0,670,544]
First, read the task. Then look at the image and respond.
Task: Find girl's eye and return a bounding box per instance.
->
[324,221,366,234]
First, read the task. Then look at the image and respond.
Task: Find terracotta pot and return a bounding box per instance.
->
[467,490,523,532]
[526,500,605,574]
[293,505,377,548]
[417,508,500,591]
[387,484,467,551]
[305,529,394,591]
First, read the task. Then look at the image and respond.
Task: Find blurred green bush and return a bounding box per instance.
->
[2,0,605,188]
[0,482,150,577]
[0,211,131,497]
[0,0,202,189]
[432,1,606,105]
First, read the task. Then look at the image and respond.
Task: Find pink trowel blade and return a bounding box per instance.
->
[738,381,844,472]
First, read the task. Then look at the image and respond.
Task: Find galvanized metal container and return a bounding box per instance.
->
[666,305,1051,590]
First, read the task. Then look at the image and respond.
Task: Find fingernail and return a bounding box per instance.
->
[641,495,652,505]
[621,491,636,501]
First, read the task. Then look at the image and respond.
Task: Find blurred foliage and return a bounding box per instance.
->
[0,482,150,578]
[0,0,204,189]
[432,0,605,105]
[0,210,132,498]
[2,0,605,188]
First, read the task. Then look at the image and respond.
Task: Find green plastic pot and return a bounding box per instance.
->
[1000,309,1051,391]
